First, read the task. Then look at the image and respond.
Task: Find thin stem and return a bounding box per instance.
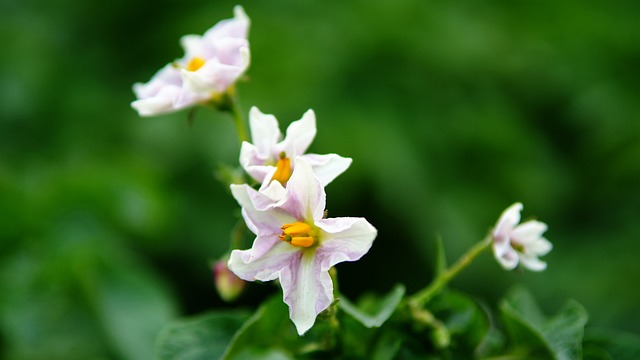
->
[228,89,249,144]
[411,234,493,307]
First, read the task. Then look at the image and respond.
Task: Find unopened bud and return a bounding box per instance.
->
[213,260,245,302]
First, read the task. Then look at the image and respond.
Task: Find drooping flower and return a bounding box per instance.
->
[131,6,250,116]
[228,158,376,335]
[239,107,352,189]
[492,202,552,271]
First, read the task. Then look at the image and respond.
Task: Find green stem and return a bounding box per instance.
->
[411,234,493,306]
[228,89,248,144]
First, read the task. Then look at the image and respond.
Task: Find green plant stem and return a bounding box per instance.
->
[228,90,248,144]
[411,234,493,307]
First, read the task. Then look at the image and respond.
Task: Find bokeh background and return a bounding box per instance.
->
[1,0,639,358]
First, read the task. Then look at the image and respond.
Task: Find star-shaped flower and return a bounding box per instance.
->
[492,202,552,271]
[132,6,250,116]
[228,158,376,335]
[239,107,352,189]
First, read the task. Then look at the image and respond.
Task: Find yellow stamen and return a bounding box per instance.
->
[278,221,315,248]
[271,156,292,185]
[186,56,206,71]
[291,236,314,247]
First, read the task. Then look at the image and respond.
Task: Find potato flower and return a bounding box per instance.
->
[492,202,552,271]
[228,158,376,335]
[132,6,250,116]
[240,107,352,189]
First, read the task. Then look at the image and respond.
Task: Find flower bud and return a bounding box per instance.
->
[213,260,245,302]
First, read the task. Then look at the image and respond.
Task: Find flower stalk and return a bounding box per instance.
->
[410,234,493,307]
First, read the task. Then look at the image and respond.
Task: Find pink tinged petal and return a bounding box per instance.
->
[279,158,326,221]
[249,107,282,157]
[300,153,353,187]
[511,220,548,245]
[280,250,333,335]
[228,241,299,282]
[131,85,183,116]
[493,202,522,238]
[239,142,272,183]
[315,217,376,268]
[202,5,250,42]
[280,109,317,159]
[230,184,295,235]
[493,245,519,270]
[518,253,547,271]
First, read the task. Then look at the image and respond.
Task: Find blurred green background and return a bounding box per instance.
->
[1,0,639,358]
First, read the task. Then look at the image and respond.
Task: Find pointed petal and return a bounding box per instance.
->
[280,250,333,335]
[300,153,352,187]
[315,217,376,268]
[239,141,272,184]
[249,107,282,156]
[511,220,548,245]
[493,202,522,238]
[278,158,325,221]
[228,240,299,281]
[280,109,316,159]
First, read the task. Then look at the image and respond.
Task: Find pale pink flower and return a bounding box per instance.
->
[132,6,250,116]
[492,203,552,271]
[228,158,376,335]
[239,107,352,190]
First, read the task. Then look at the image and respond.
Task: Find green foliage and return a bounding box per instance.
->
[155,310,251,360]
[339,284,405,328]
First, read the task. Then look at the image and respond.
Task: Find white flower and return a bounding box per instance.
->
[240,106,352,189]
[132,6,250,116]
[492,203,552,271]
[228,158,376,335]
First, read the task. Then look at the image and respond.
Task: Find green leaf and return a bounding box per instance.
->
[583,328,640,360]
[499,286,588,360]
[155,310,251,360]
[429,290,490,353]
[339,283,406,328]
[222,295,298,360]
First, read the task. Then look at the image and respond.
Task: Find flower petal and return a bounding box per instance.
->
[280,250,333,335]
[493,202,522,238]
[528,237,553,256]
[279,109,316,159]
[493,244,519,270]
[249,107,282,157]
[230,184,295,235]
[511,220,548,245]
[228,240,299,281]
[315,217,376,268]
[278,158,326,221]
[518,253,547,271]
[300,153,352,187]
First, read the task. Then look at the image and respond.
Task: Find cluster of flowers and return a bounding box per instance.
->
[132,5,552,337]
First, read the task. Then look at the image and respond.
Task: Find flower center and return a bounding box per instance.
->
[511,240,525,253]
[186,56,206,71]
[271,152,292,185]
[278,221,316,248]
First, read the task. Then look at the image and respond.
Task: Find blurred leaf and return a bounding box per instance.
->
[155,310,251,360]
[92,260,178,360]
[222,296,297,360]
[339,284,405,328]
[583,328,640,360]
[499,286,588,360]
[429,290,490,354]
